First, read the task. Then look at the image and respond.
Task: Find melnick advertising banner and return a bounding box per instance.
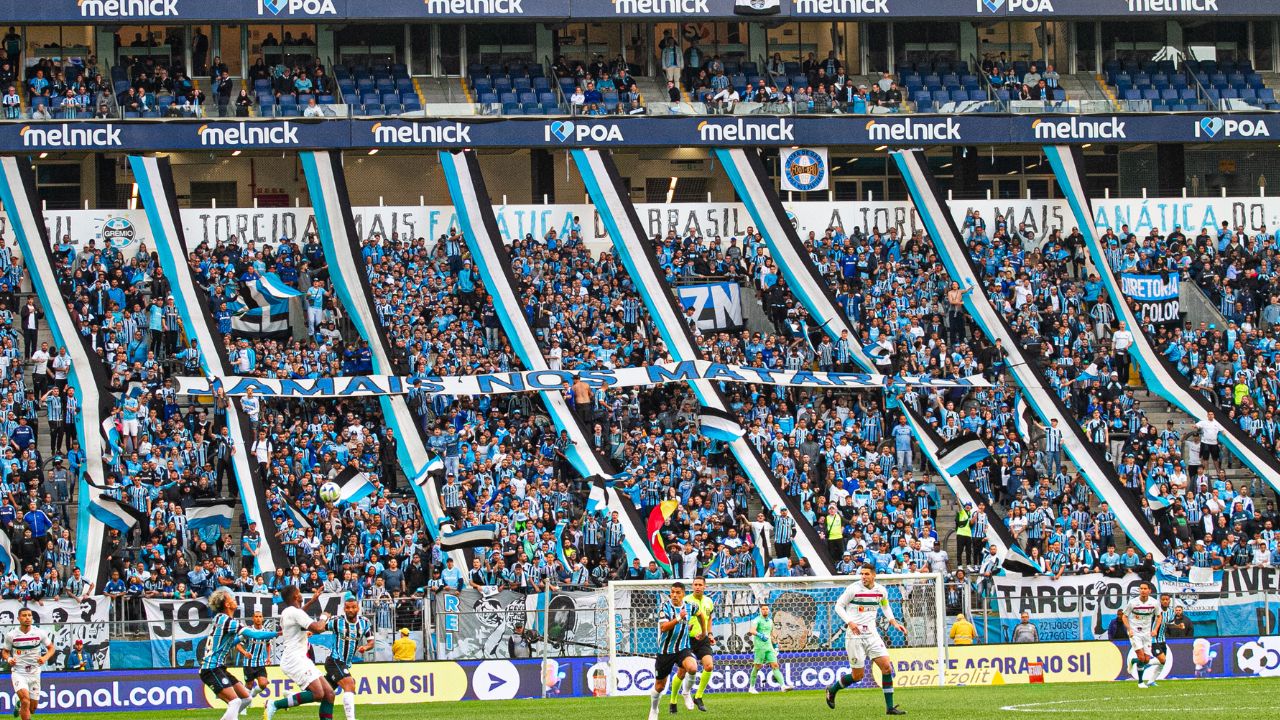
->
[0,113,1277,152]
[0,0,1264,22]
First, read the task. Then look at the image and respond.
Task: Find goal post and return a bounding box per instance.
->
[604,574,947,696]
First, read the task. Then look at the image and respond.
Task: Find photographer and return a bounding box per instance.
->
[508,621,538,659]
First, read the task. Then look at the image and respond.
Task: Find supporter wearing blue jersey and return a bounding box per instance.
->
[325,596,374,720]
[648,582,700,720]
[200,590,277,720]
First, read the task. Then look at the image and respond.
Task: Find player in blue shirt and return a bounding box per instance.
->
[325,596,374,720]
[200,590,277,720]
[236,611,274,714]
[650,582,700,720]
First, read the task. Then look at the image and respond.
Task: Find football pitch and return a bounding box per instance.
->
[34,677,1279,720]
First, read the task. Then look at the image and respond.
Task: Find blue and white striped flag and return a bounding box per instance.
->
[232,272,301,337]
[0,528,12,572]
[1014,394,1034,444]
[698,408,745,443]
[1145,474,1173,510]
[333,465,377,506]
[88,496,148,534]
[187,502,235,531]
[413,455,446,488]
[439,523,498,551]
[585,475,609,516]
[936,434,991,476]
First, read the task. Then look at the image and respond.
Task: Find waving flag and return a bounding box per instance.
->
[554,519,573,568]
[0,528,12,573]
[863,340,892,360]
[439,523,498,551]
[647,499,678,574]
[585,475,609,516]
[1013,394,1035,444]
[1145,474,1173,510]
[88,496,149,535]
[936,434,991,476]
[697,408,745,443]
[231,271,301,338]
[332,465,378,506]
[186,502,235,531]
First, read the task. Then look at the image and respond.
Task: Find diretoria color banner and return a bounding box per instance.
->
[1121,272,1181,326]
[175,363,990,398]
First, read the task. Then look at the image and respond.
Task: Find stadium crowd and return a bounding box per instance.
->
[5,199,1280,635]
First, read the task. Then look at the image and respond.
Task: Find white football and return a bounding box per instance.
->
[319,482,342,504]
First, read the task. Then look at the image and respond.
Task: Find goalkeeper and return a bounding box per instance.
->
[747,603,791,694]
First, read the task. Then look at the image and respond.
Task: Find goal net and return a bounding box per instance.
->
[602,574,946,696]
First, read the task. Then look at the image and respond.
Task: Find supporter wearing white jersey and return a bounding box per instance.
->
[1,609,54,720]
[1121,581,1163,688]
[825,565,907,716]
[266,586,336,720]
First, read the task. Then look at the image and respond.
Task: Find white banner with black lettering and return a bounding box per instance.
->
[177,362,990,398]
[11,196,1280,260]
[143,592,349,668]
[677,281,743,330]
[1121,272,1181,326]
[0,597,110,670]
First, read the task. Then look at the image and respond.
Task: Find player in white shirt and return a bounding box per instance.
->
[1,609,55,720]
[1121,581,1163,688]
[265,586,336,720]
[825,565,907,716]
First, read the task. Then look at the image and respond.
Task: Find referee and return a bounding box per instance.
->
[681,577,715,712]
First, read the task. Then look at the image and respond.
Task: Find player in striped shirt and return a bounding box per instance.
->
[649,582,700,720]
[1149,594,1175,686]
[1121,582,1162,688]
[826,565,907,716]
[325,596,374,720]
[1,609,53,720]
[201,590,278,720]
[236,611,274,715]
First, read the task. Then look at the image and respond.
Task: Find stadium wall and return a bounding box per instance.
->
[21,637,1280,713]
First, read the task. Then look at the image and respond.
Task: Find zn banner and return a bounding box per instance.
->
[677,282,744,330]
[1120,272,1181,326]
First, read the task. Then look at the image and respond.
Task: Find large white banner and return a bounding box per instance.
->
[176,363,991,398]
[138,591,404,666]
[0,597,110,670]
[7,196,1280,259]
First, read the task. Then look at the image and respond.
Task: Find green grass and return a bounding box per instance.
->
[31,677,1280,720]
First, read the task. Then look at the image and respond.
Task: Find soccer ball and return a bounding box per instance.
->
[318,482,341,504]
